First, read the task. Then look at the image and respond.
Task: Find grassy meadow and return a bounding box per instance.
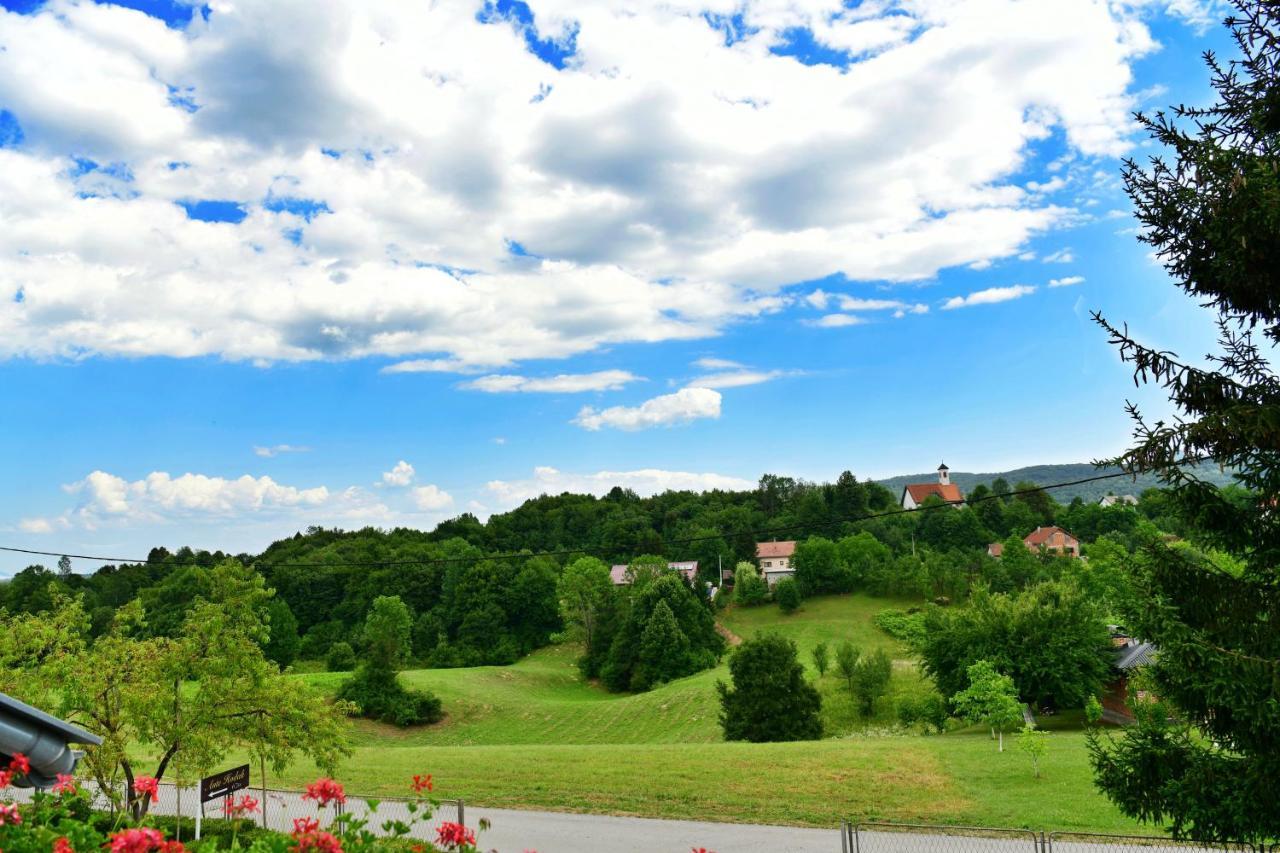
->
[248,594,1152,832]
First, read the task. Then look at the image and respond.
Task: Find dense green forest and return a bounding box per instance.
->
[1,461,1223,676]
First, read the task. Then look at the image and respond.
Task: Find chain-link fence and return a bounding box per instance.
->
[844,825,1277,853]
[846,822,1040,853]
[1047,832,1277,853]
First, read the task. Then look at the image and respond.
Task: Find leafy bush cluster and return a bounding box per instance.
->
[873,609,927,646]
[718,634,822,742]
[337,596,442,727]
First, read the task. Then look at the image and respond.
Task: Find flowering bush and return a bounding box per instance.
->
[0,763,487,853]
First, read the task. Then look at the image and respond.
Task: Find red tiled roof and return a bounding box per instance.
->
[903,483,964,504]
[755,540,796,559]
[1024,526,1077,546]
[987,542,1004,557]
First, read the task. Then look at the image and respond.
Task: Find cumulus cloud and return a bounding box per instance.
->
[382,460,415,486]
[1049,275,1086,287]
[941,284,1037,309]
[411,484,453,511]
[486,465,753,508]
[253,443,311,458]
[59,469,330,527]
[460,369,641,393]
[573,387,721,431]
[18,517,57,534]
[0,0,1185,368]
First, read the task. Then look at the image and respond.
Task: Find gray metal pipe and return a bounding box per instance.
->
[0,692,102,788]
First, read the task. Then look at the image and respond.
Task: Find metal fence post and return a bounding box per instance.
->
[457,799,464,827]
[840,821,848,853]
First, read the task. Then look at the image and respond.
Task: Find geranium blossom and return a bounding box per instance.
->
[435,821,476,849]
[0,769,12,788]
[54,836,74,853]
[291,830,343,853]
[132,776,160,804]
[52,774,78,795]
[222,794,260,818]
[108,827,165,853]
[291,817,321,836]
[411,774,433,794]
[0,802,22,825]
[8,753,31,775]
[302,777,346,807]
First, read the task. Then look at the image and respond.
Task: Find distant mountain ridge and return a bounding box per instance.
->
[875,462,1237,504]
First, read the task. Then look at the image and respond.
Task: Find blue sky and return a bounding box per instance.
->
[0,0,1238,573]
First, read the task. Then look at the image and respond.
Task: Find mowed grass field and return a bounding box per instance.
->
[259,595,1153,833]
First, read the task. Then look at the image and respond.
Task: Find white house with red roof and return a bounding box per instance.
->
[755,540,797,587]
[900,463,965,509]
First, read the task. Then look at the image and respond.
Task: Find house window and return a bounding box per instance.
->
[763,561,772,568]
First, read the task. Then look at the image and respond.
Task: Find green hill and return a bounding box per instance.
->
[876,461,1236,503]
[257,594,1152,833]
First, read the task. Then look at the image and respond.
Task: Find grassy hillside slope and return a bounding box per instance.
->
[265,595,1153,833]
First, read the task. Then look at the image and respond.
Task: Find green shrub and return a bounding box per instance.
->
[732,562,768,606]
[874,608,927,646]
[326,641,356,672]
[337,664,442,727]
[718,634,822,742]
[775,577,801,614]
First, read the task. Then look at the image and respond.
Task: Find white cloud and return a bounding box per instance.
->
[805,290,830,310]
[0,0,1183,368]
[686,369,796,389]
[410,484,453,511]
[837,295,929,314]
[253,443,311,458]
[1049,275,1086,287]
[18,517,56,534]
[812,313,869,328]
[381,359,477,374]
[941,284,1037,309]
[60,469,331,527]
[692,357,743,370]
[486,465,753,508]
[382,460,415,486]
[460,369,641,393]
[1043,248,1077,263]
[573,387,721,431]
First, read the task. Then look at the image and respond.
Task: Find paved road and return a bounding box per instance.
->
[467,805,841,852]
[9,782,843,852]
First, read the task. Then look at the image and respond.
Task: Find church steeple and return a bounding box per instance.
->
[938,462,950,486]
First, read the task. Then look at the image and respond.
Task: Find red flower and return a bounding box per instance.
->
[52,774,78,796]
[0,802,22,826]
[8,753,30,775]
[157,842,187,853]
[291,817,321,836]
[302,777,346,807]
[108,828,165,853]
[692,848,715,853]
[291,831,343,853]
[0,769,12,789]
[435,821,476,850]
[132,776,160,804]
[54,837,74,853]
[222,794,260,818]
[410,774,433,794]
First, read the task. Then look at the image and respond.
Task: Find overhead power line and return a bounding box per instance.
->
[0,464,1166,572]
